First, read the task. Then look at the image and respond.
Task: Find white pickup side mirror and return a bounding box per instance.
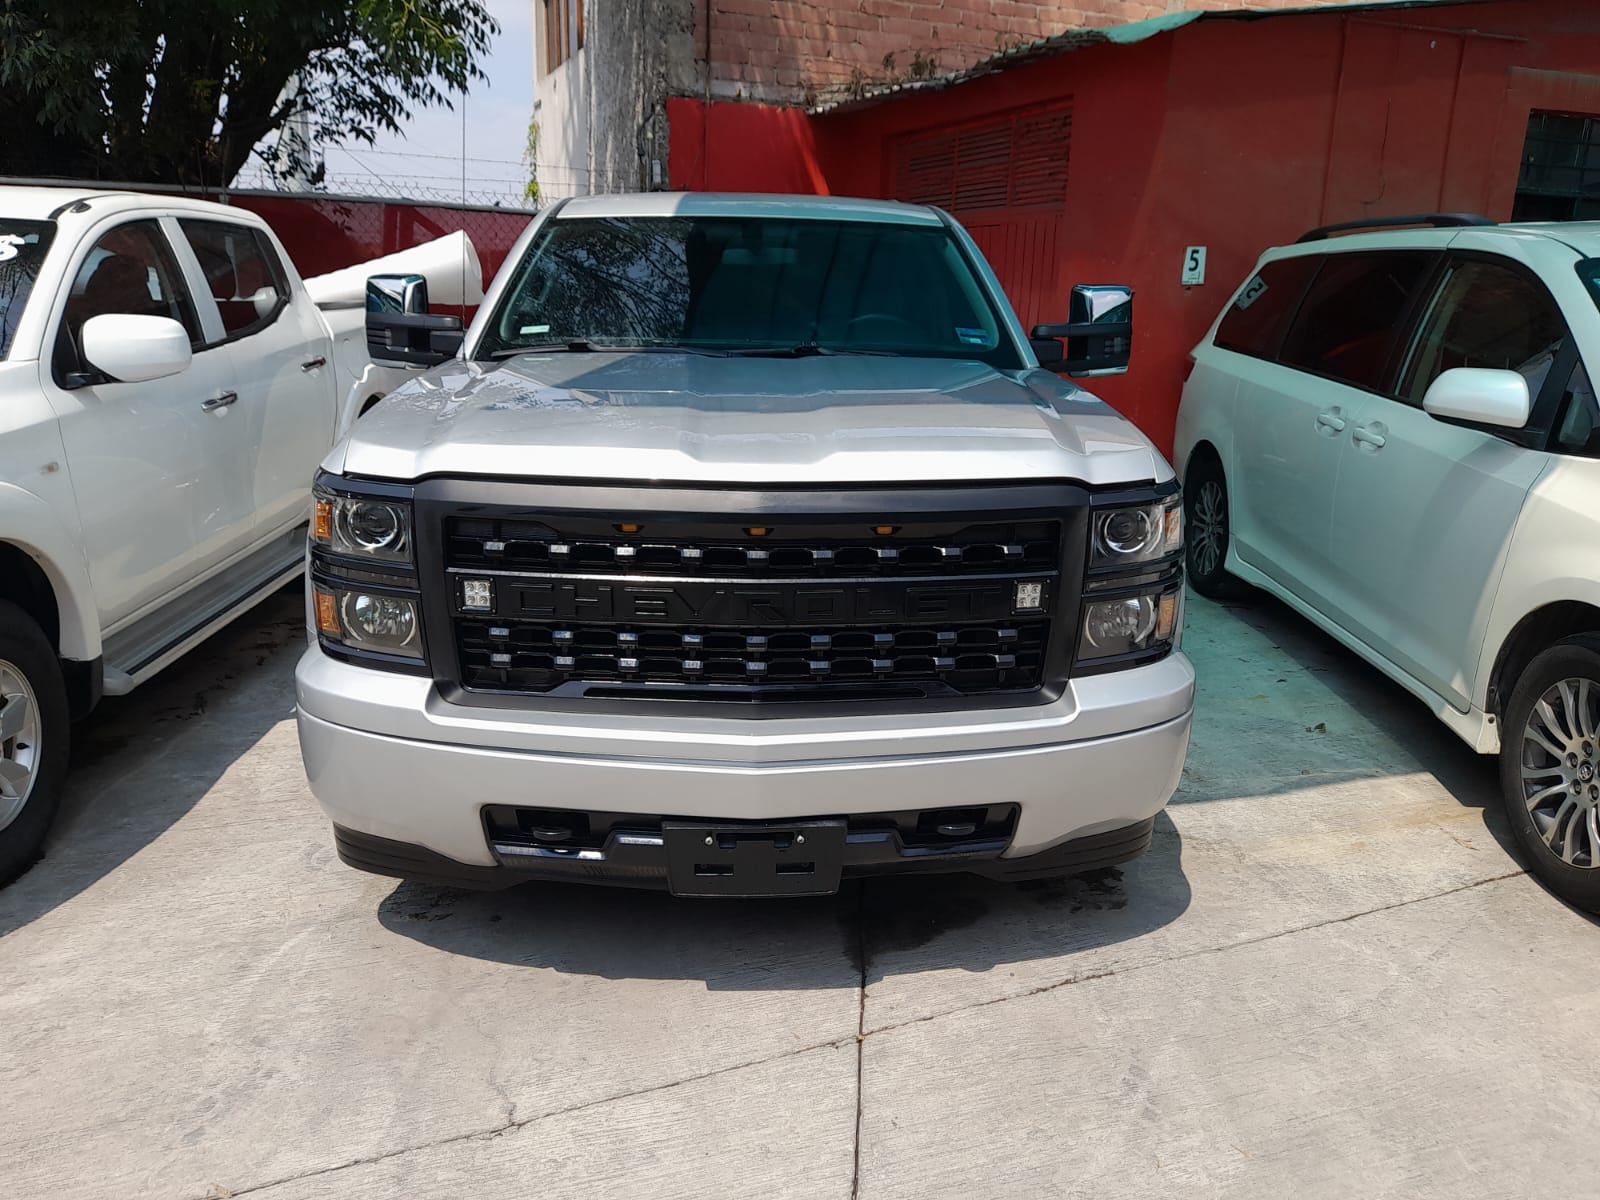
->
[1422,367,1530,429]
[80,313,192,384]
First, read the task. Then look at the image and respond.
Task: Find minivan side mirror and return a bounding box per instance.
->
[1422,367,1530,429]
[80,313,192,384]
[1031,285,1133,377]
[366,273,465,368]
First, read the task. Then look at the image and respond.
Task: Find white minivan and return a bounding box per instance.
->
[1174,213,1600,912]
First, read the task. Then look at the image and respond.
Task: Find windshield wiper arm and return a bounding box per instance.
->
[732,344,896,358]
[488,342,728,359]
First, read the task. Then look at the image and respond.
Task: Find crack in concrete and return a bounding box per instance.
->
[196,870,1527,1199]
[850,882,868,1200]
[861,869,1528,1038]
[194,1035,856,1200]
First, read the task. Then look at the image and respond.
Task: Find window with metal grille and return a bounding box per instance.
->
[1514,110,1600,222]
[543,0,584,73]
[891,105,1072,214]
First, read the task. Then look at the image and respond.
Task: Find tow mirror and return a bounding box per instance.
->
[366,273,464,368]
[1031,285,1134,377]
[1422,367,1531,429]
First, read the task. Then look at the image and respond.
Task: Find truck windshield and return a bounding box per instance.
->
[0,219,57,361]
[1581,258,1600,314]
[478,215,1020,367]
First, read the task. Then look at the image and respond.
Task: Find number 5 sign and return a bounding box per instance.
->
[1181,245,1207,286]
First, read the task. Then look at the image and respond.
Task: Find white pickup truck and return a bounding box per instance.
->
[0,185,485,883]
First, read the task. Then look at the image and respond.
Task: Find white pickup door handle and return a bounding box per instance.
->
[1352,424,1387,450]
[201,391,238,412]
[1315,409,1346,434]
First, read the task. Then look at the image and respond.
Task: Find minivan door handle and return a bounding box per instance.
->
[201,391,238,412]
[1315,408,1347,435]
[1352,423,1387,450]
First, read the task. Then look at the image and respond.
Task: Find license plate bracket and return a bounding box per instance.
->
[662,819,847,898]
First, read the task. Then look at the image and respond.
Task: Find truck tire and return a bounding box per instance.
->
[1499,635,1600,913]
[0,601,70,887]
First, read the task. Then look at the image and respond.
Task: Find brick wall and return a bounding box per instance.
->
[697,0,1360,105]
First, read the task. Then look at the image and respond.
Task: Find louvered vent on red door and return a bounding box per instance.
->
[891,103,1071,213]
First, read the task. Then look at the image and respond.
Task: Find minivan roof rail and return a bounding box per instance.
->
[1295,213,1496,244]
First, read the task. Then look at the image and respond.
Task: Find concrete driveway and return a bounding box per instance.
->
[3,588,1596,1199]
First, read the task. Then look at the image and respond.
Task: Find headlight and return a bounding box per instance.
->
[1090,496,1181,568]
[309,472,425,672]
[314,585,424,658]
[313,488,413,563]
[1079,587,1181,660]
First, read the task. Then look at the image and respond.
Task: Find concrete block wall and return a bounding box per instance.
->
[695,0,1356,105]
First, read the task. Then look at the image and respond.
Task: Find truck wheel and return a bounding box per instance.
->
[1183,456,1248,600]
[0,601,70,887]
[1499,635,1600,913]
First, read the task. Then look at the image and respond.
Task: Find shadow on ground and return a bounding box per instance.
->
[376,812,1190,988]
[0,587,305,938]
[1189,589,1511,849]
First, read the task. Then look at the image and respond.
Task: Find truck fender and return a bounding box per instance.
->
[0,482,101,661]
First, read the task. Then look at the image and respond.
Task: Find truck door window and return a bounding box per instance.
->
[178,219,288,341]
[55,219,201,381]
[1399,257,1568,408]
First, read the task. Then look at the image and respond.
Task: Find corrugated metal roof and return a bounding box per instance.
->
[808,0,1497,116]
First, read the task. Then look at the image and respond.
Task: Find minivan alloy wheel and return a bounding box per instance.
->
[1191,480,1227,579]
[1518,677,1600,869]
[0,659,41,832]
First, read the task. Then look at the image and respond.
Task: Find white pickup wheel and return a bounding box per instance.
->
[0,600,70,887]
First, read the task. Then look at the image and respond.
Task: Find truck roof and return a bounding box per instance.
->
[0,184,266,224]
[552,192,945,226]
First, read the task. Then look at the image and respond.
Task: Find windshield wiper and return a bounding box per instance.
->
[488,342,728,359]
[731,344,895,358]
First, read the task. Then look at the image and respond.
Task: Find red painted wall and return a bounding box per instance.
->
[668,0,1600,458]
[227,194,533,285]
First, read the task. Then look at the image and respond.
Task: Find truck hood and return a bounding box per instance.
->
[333,352,1170,487]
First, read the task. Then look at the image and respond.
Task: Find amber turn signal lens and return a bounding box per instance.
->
[314,589,341,635]
[617,523,640,534]
[313,500,333,543]
[746,527,769,536]
[1156,592,1179,641]
[874,525,899,536]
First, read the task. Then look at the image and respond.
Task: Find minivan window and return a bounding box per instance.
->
[0,219,57,360]
[1213,254,1319,360]
[1400,257,1567,406]
[1279,251,1434,392]
[479,215,1020,367]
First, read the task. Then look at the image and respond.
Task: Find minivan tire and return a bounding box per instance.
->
[1499,635,1600,914]
[1183,456,1248,600]
[0,601,70,887]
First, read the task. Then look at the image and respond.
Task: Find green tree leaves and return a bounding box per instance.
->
[0,0,497,186]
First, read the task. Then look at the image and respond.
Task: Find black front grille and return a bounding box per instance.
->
[457,619,1049,694]
[445,517,1060,576]
[416,481,1088,706]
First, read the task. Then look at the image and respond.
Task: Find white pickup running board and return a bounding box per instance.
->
[102,527,306,695]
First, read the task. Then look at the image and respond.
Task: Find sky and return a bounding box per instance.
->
[312,0,535,206]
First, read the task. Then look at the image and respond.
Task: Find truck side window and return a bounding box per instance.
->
[1399,257,1568,408]
[178,219,289,340]
[1213,255,1320,361]
[55,219,201,381]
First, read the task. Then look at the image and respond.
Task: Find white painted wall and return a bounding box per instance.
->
[533,5,593,200]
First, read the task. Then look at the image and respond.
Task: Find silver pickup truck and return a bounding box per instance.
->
[295,193,1194,899]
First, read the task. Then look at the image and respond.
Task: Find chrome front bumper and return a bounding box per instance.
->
[295,646,1194,876]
